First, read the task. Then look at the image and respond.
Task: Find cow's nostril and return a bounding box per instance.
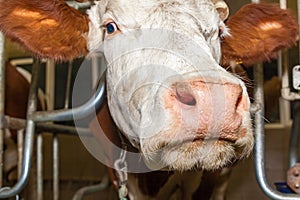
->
[175,83,196,106]
[175,91,197,106]
[235,93,243,108]
[235,89,244,111]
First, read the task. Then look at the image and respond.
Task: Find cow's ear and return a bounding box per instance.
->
[221,3,298,67]
[213,0,229,21]
[0,0,89,61]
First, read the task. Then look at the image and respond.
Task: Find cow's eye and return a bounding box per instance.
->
[106,22,118,34]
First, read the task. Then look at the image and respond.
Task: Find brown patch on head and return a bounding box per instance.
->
[222,3,298,66]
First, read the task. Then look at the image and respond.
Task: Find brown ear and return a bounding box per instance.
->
[221,3,298,66]
[0,0,89,61]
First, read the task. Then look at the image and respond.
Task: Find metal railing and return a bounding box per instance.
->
[253,0,300,199]
[0,58,107,199]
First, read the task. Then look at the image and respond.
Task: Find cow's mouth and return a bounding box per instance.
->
[156,134,239,151]
[140,126,253,171]
[192,136,237,143]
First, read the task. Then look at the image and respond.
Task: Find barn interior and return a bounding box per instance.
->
[0,0,299,199]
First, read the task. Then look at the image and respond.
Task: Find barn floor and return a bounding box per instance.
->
[46,126,293,200]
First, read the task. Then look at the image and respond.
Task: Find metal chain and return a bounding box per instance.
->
[114,148,128,200]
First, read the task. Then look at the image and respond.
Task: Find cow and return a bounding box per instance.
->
[0,0,298,199]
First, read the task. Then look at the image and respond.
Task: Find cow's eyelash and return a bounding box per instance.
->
[219,23,230,38]
[100,24,106,30]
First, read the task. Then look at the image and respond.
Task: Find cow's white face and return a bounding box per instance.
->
[87,0,254,171]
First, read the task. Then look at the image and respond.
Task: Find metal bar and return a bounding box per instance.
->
[288,0,300,168]
[38,55,51,198]
[17,130,24,179]
[64,62,73,109]
[37,133,43,200]
[37,123,91,136]
[30,72,106,122]
[38,59,55,200]
[0,32,5,188]
[53,135,59,200]
[3,116,92,136]
[72,175,109,200]
[54,62,72,200]
[45,60,59,200]
[0,60,40,198]
[254,64,300,199]
[66,1,91,10]
[281,0,300,101]
[289,101,300,168]
[53,61,73,200]
[252,0,300,198]
[46,60,55,111]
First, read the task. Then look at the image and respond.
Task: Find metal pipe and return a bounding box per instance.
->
[53,61,74,200]
[64,62,73,109]
[36,60,48,200]
[252,0,300,198]
[289,101,300,168]
[281,0,300,101]
[45,59,58,200]
[53,135,59,200]
[254,65,300,199]
[0,61,40,198]
[72,175,109,200]
[37,133,43,200]
[66,1,91,10]
[37,123,91,136]
[0,32,5,188]
[30,72,106,122]
[17,130,24,179]
[45,60,55,111]
[3,116,92,136]
[288,0,300,169]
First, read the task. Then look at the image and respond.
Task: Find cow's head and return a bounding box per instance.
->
[87,0,253,171]
[0,0,297,171]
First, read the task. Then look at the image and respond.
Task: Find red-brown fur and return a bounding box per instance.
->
[222,3,298,66]
[5,62,29,120]
[0,0,89,61]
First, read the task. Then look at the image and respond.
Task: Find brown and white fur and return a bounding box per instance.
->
[0,0,297,199]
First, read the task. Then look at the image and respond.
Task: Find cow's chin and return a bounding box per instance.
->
[140,130,254,171]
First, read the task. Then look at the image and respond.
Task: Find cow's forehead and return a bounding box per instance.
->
[104,0,219,31]
[107,0,214,8]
